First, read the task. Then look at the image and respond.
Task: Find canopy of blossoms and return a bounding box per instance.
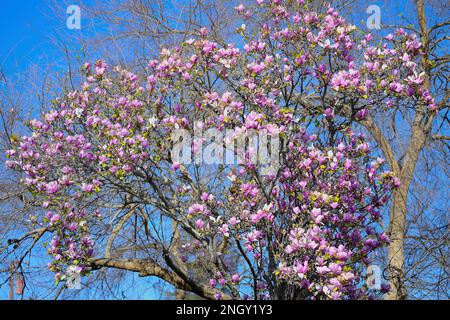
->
[5,0,433,300]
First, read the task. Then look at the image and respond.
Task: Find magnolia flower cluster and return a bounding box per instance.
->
[46,207,96,282]
[181,128,398,299]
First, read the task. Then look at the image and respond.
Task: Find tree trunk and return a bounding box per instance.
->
[385,187,408,300]
[384,0,433,300]
[385,125,428,299]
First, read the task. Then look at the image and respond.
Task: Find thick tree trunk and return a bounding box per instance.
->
[384,0,432,300]
[385,188,408,300]
[385,127,428,299]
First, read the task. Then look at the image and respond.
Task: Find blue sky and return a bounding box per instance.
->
[1,1,63,76]
[0,0,105,81]
[0,0,418,81]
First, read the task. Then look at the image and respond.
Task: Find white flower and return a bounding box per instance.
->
[67,265,82,275]
[318,39,331,48]
[219,58,231,68]
[322,285,331,295]
[75,108,83,118]
[148,116,158,127]
[209,215,223,223]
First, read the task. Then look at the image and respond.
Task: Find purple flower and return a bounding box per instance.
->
[188,203,206,215]
[355,109,368,120]
[50,214,61,225]
[171,162,180,171]
[316,266,330,275]
[46,181,60,194]
[81,183,94,193]
[381,283,391,293]
[231,274,241,283]
[324,108,335,119]
[195,219,205,230]
[389,82,404,93]
[95,60,107,76]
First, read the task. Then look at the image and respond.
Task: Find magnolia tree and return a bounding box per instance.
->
[5,0,434,300]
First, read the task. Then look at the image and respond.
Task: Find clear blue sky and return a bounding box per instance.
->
[1,0,59,76]
[0,1,98,80]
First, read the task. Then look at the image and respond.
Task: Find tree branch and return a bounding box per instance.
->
[90,257,230,300]
[359,116,401,173]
